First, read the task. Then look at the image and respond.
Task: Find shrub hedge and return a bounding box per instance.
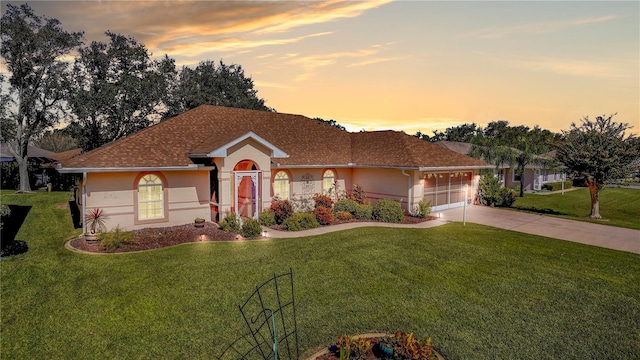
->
[372,199,404,223]
[240,218,262,238]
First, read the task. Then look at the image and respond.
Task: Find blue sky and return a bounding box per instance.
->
[3,1,638,135]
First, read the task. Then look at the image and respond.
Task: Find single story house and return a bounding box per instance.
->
[58,105,490,232]
[435,141,565,191]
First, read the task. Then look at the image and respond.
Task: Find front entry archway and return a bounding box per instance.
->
[233,160,260,219]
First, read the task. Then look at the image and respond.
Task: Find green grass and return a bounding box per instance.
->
[1,190,639,359]
[513,187,640,230]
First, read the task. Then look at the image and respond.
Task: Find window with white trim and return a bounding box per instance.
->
[138,174,164,220]
[273,171,290,200]
[322,169,335,195]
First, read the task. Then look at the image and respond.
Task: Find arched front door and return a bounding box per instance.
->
[233,160,260,219]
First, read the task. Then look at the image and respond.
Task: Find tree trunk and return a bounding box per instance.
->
[519,177,525,197]
[586,178,601,219]
[16,155,32,193]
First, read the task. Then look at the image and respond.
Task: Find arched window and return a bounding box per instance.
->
[273,171,290,200]
[138,174,164,220]
[322,169,335,195]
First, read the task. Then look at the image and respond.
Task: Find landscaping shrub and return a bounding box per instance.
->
[372,199,404,223]
[414,199,432,218]
[354,203,373,220]
[479,173,516,207]
[542,180,572,192]
[240,218,262,238]
[100,226,138,252]
[312,193,333,209]
[334,199,357,215]
[498,187,517,207]
[314,206,333,225]
[339,184,368,204]
[219,211,240,232]
[335,211,353,221]
[258,209,276,227]
[282,213,319,231]
[270,199,293,225]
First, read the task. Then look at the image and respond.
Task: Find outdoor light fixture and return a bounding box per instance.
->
[262,230,269,238]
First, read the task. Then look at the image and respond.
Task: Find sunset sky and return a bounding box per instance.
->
[3,1,639,135]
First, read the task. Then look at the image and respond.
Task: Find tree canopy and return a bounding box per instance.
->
[557,114,638,218]
[469,121,555,197]
[68,31,176,151]
[165,60,273,118]
[0,4,83,191]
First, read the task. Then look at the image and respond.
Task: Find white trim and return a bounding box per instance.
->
[204,131,289,158]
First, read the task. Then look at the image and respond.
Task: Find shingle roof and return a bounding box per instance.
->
[60,105,488,170]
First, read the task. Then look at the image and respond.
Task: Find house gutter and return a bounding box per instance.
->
[57,164,202,174]
[401,169,418,216]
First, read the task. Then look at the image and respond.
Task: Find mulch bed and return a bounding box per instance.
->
[69,215,437,254]
[69,222,245,254]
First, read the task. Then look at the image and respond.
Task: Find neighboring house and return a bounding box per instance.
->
[57,105,490,232]
[0,142,57,188]
[435,141,565,191]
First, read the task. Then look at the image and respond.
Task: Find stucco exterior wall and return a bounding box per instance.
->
[215,138,273,218]
[352,168,412,208]
[84,170,210,231]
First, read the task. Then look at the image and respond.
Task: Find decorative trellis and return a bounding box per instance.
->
[219,269,299,360]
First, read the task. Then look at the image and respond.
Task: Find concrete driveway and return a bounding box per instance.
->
[436,205,640,254]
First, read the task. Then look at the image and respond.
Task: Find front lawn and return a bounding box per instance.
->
[513,187,640,230]
[1,190,639,359]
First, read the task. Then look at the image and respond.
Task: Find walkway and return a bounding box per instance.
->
[266,205,640,255]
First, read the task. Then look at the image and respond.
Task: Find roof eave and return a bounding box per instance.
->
[57,164,204,173]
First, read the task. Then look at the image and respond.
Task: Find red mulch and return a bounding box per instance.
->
[69,215,437,254]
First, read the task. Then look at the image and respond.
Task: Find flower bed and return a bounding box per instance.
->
[311,331,445,360]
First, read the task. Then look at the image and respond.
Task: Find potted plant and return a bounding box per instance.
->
[85,208,107,242]
[194,217,205,228]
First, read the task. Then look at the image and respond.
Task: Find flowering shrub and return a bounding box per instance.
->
[314,206,333,225]
[347,184,368,204]
[335,211,353,221]
[313,193,333,209]
[270,199,293,224]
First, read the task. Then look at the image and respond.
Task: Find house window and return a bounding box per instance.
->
[512,171,522,183]
[322,169,335,195]
[138,174,164,220]
[273,171,290,200]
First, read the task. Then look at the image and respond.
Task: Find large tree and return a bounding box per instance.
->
[415,123,480,142]
[470,121,553,197]
[69,32,176,151]
[166,60,272,118]
[0,4,83,192]
[557,114,638,219]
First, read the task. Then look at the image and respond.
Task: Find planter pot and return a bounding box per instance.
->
[194,221,205,228]
[84,234,99,243]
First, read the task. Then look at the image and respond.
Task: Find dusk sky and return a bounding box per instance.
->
[3,1,639,135]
